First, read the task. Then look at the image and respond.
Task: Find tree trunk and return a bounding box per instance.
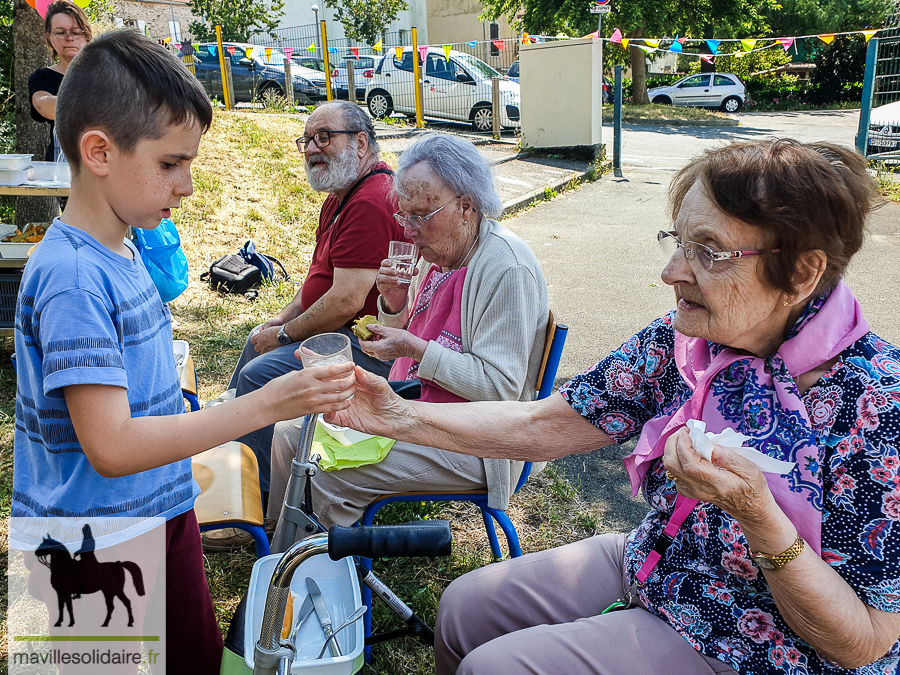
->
[630,27,650,105]
[14,0,59,227]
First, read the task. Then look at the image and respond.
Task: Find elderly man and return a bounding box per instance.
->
[202,101,403,550]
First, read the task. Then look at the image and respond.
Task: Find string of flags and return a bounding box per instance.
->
[28,0,91,18]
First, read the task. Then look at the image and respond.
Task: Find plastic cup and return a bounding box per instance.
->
[298,332,354,368]
[388,241,418,285]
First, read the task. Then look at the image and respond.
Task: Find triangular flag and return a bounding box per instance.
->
[328,47,338,54]
[265,47,272,61]
[862,30,878,42]
[609,28,622,43]
[700,54,715,64]
[418,45,428,63]
[778,37,794,51]
[621,38,630,49]
[706,39,721,54]
[818,33,835,44]
[584,30,599,39]
[669,37,682,53]
[284,47,293,59]
[395,46,404,59]
[466,40,477,47]
[678,37,686,43]
[522,33,529,44]
[307,42,316,52]
[192,43,199,53]
[443,44,451,61]
[734,51,744,57]
[644,39,660,48]
[208,45,216,56]
[637,45,657,53]
[373,40,383,52]
[350,46,360,58]
[163,37,171,44]
[740,39,757,51]
[555,33,569,40]
[226,45,235,55]
[492,39,505,50]
[245,47,254,57]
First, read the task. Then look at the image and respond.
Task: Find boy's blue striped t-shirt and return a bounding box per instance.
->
[13,219,198,539]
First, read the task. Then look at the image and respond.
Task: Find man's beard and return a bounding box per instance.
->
[305,138,362,193]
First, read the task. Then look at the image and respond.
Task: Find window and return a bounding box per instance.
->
[394,50,413,72]
[197,47,219,65]
[490,22,499,56]
[425,54,459,81]
[679,74,710,88]
[714,74,736,86]
[229,47,246,65]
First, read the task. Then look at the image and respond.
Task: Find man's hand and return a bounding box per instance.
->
[359,325,427,362]
[251,325,285,355]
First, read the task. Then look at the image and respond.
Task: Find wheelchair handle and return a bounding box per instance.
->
[328,521,452,560]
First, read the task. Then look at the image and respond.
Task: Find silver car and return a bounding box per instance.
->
[647,72,746,113]
[866,99,900,158]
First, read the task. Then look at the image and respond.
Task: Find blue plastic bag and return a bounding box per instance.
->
[132,219,190,303]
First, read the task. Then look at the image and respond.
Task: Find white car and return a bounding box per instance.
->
[365,48,521,132]
[866,99,900,158]
[647,72,746,113]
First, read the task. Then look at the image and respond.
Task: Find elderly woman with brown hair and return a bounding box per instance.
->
[330,139,900,675]
[29,1,93,163]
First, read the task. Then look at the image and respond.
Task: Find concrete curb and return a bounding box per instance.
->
[501,168,592,216]
[601,117,740,127]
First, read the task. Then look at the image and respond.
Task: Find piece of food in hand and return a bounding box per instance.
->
[352,315,382,340]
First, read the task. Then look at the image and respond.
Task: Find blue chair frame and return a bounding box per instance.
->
[358,315,567,653]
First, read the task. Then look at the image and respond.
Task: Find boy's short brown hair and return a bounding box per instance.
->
[55,29,213,172]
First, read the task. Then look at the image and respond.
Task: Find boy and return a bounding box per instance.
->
[12,30,355,673]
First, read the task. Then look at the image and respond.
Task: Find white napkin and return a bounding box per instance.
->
[685,419,796,475]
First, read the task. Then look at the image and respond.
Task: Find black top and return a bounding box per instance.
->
[28,67,65,161]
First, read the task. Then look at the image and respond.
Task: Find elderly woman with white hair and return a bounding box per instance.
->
[267,132,549,534]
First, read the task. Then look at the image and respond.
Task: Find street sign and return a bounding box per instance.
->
[590,4,612,12]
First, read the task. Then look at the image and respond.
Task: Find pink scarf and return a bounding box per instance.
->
[624,281,869,555]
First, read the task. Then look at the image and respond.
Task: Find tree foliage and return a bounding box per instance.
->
[324,0,408,45]
[188,0,285,42]
[765,0,892,36]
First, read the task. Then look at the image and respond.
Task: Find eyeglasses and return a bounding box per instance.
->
[393,196,462,230]
[296,129,361,151]
[49,28,85,39]
[658,230,779,271]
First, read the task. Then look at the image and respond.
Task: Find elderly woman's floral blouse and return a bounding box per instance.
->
[559,313,900,675]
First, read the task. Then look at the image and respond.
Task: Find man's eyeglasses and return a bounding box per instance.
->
[296,129,361,151]
[393,196,462,230]
[49,28,85,39]
[658,230,779,271]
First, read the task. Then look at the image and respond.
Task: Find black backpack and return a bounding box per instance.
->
[201,241,289,297]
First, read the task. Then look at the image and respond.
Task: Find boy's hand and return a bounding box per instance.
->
[263,360,357,420]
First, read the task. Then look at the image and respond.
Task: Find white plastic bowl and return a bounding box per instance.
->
[317,419,375,446]
[173,340,189,379]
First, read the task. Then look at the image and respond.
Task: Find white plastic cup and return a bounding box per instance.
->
[388,240,418,285]
[298,332,353,369]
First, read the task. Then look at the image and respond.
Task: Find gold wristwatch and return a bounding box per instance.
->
[749,534,805,570]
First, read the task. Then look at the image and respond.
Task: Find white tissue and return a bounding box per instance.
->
[685,419,796,475]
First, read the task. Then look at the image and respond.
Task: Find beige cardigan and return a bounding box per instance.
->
[378,217,550,508]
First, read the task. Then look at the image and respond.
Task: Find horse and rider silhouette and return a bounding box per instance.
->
[35,524,145,628]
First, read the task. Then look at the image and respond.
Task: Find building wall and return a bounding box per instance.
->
[278,0,429,46]
[425,0,517,46]
[113,0,194,40]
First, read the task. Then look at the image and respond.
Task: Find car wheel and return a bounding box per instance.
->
[258,82,284,99]
[367,90,394,118]
[721,96,743,113]
[652,96,672,105]
[471,104,493,132]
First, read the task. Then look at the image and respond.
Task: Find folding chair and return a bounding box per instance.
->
[359,311,569,560]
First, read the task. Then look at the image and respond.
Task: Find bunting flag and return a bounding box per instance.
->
[395,46,404,59]
[740,39,757,51]
[73,0,91,7]
[636,44,658,53]
[284,47,293,59]
[492,39,505,50]
[226,45,235,55]
[208,45,216,56]
[778,37,794,51]
[163,37,172,44]
[418,45,428,62]
[373,40,383,51]
[734,51,744,57]
[307,42,316,52]
[621,38,630,49]
[328,47,339,53]
[644,39,660,48]
[466,40,478,47]
[265,47,272,61]
[818,33,835,44]
[706,39,721,54]
[669,36,682,53]
[862,30,878,42]
[349,46,360,58]
[443,44,451,61]
[700,54,715,64]
[522,33,529,44]
[584,30,599,38]
[245,47,254,57]
[192,43,200,53]
[609,28,622,43]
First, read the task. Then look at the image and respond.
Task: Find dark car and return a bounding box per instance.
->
[506,60,519,83]
[190,42,324,104]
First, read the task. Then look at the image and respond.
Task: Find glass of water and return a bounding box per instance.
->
[298,332,354,369]
[388,241,418,285]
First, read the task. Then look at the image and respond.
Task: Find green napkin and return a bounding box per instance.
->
[313,423,395,471]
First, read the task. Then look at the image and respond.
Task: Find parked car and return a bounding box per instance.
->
[191,42,325,104]
[647,72,745,112]
[332,55,376,100]
[366,48,521,132]
[292,56,327,73]
[506,60,519,83]
[866,99,900,158]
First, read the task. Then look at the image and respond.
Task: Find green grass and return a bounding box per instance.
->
[602,103,735,123]
[874,163,900,202]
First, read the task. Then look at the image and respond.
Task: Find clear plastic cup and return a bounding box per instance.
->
[298,332,353,369]
[388,240,418,285]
